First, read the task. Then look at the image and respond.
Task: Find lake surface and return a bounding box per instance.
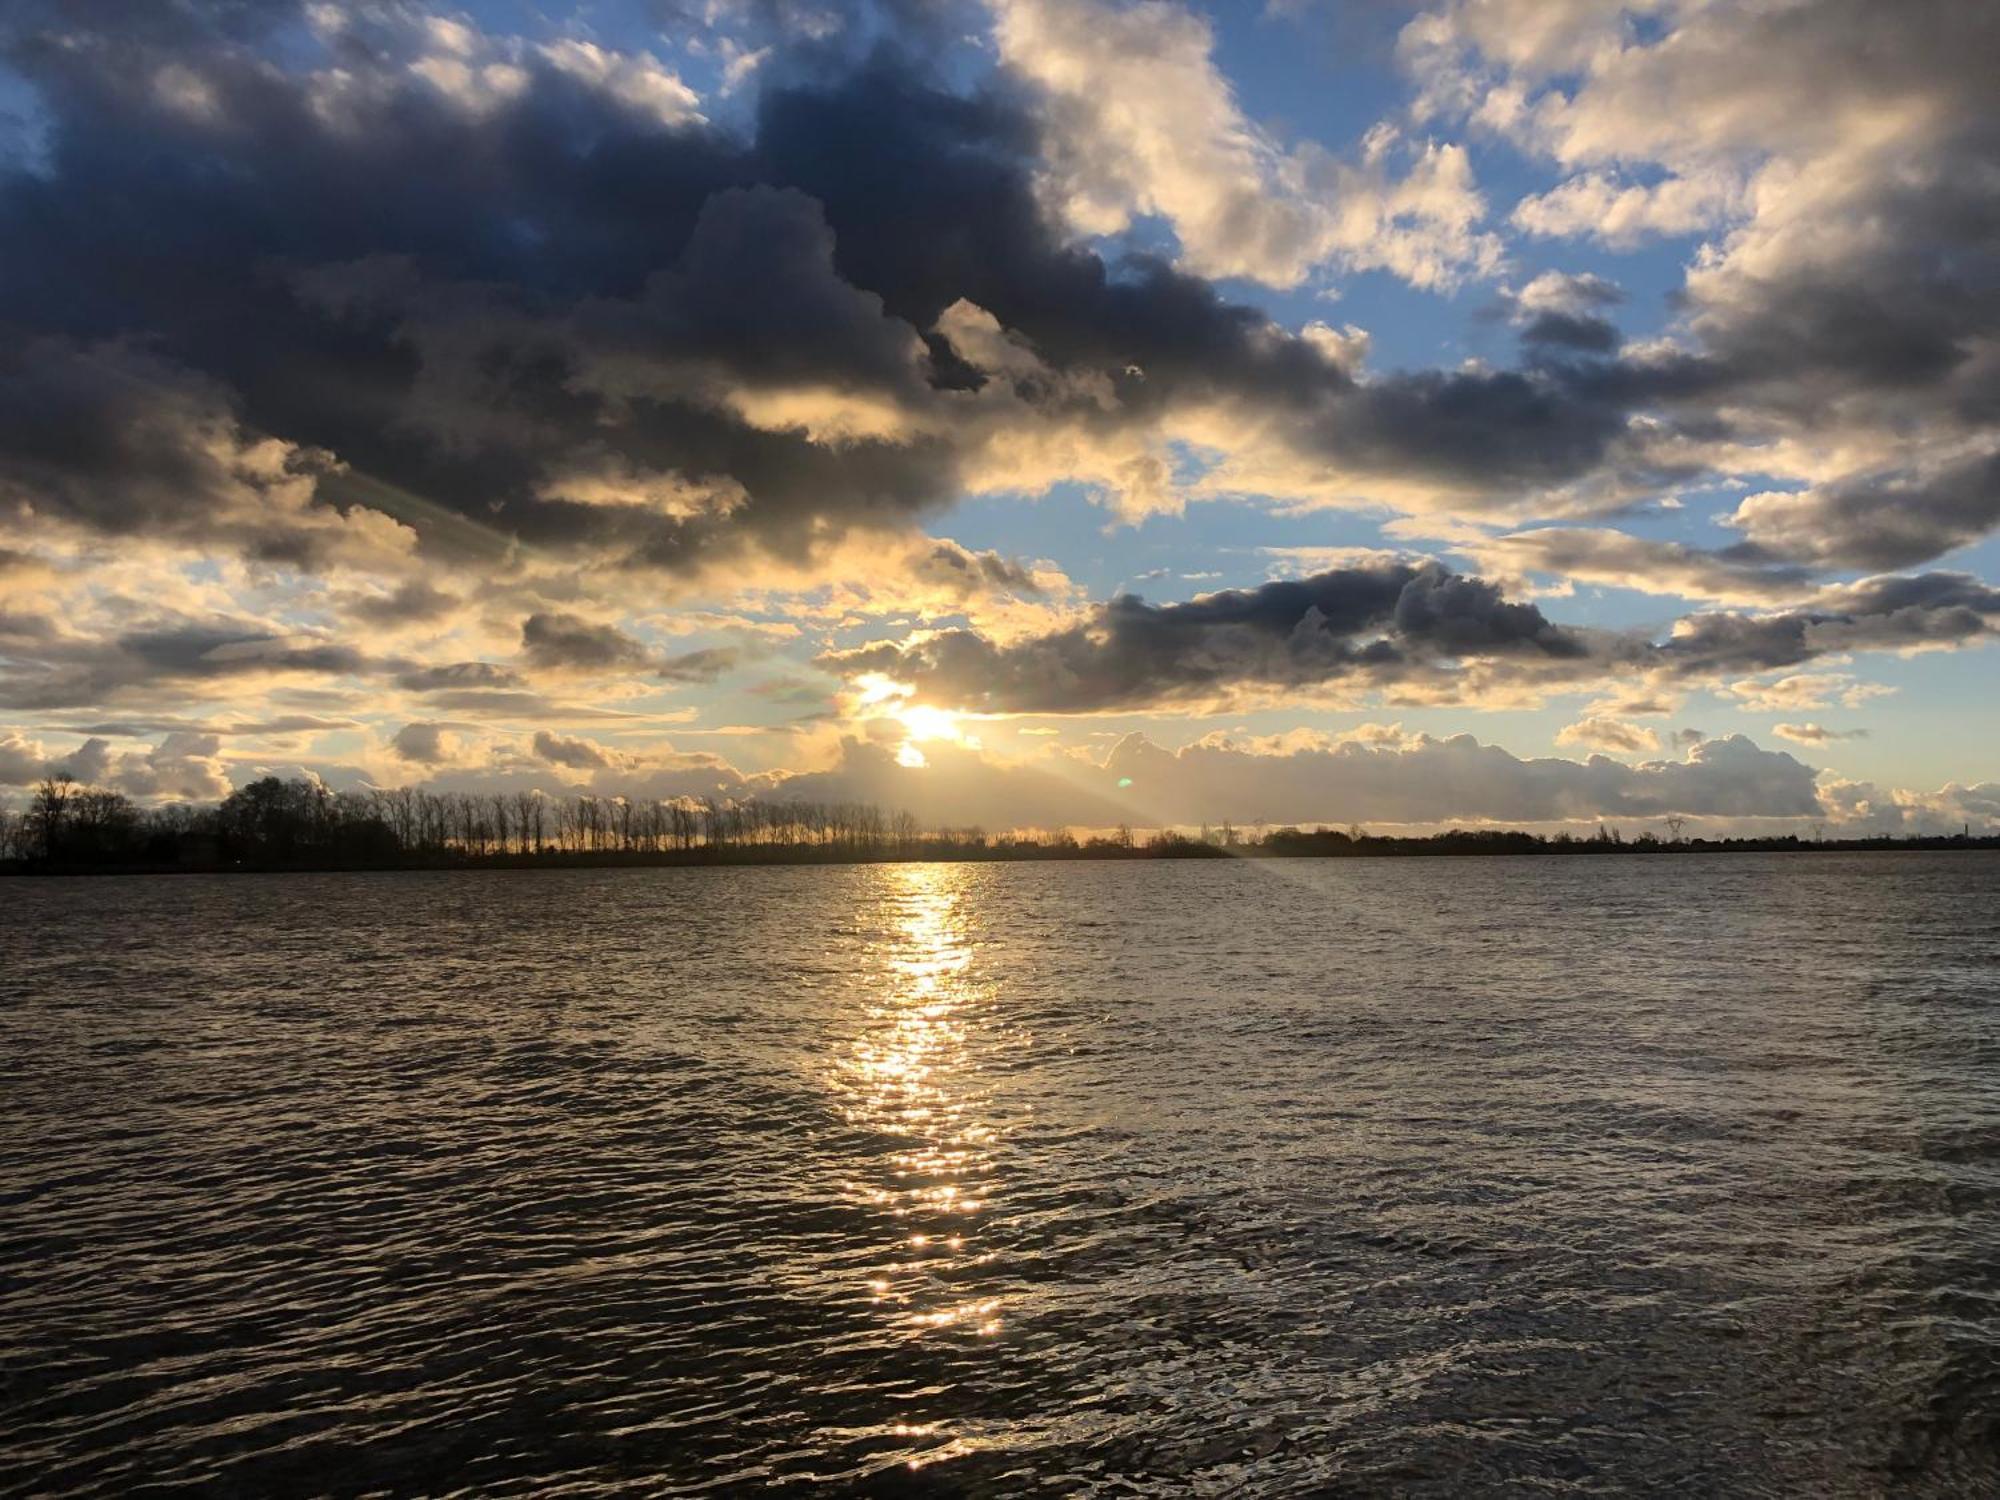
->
[3,854,1998,1496]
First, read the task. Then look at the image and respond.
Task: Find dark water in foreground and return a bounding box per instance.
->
[3,855,1998,1497]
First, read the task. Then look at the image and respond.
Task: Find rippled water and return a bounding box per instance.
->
[3,854,1998,1496]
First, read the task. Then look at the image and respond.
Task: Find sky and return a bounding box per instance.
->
[0,0,1996,836]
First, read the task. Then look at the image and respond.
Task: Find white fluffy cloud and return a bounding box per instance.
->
[993,0,1501,289]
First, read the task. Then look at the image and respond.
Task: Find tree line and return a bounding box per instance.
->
[2,774,1993,873]
[0,775,971,869]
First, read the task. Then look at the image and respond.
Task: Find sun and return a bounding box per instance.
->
[852,674,977,769]
[893,703,976,769]
[895,704,965,744]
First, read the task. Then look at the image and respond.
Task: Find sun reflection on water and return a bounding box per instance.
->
[833,863,1007,1346]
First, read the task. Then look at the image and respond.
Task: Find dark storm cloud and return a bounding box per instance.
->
[0,0,1993,625]
[0,2,1661,580]
[824,563,2000,714]
[1518,312,1621,354]
[1656,573,2000,677]
[824,560,1591,712]
[0,339,345,565]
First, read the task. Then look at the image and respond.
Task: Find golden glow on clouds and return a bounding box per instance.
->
[854,673,979,770]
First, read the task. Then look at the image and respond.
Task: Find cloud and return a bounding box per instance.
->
[398,661,526,693]
[1727,452,2000,572]
[774,728,1825,830]
[345,580,462,627]
[1403,0,2000,571]
[824,559,1591,713]
[531,728,626,770]
[518,610,738,682]
[0,338,411,570]
[1772,723,1867,746]
[1555,716,1660,756]
[0,0,1992,810]
[1511,170,1743,248]
[519,611,654,673]
[0,728,50,784]
[823,561,1999,714]
[390,721,466,765]
[991,0,1501,290]
[656,647,740,683]
[1493,270,1627,353]
[0,617,376,712]
[0,0,1673,579]
[39,730,233,799]
[1465,526,1815,605]
[1656,574,2000,680]
[1720,673,1893,714]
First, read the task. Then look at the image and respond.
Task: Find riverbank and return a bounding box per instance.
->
[6,830,1995,875]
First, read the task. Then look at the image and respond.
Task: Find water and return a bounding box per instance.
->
[2,854,1997,1497]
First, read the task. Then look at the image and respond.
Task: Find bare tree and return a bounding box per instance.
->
[30,775,77,860]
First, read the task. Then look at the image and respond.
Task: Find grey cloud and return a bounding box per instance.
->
[0,339,353,565]
[1555,716,1658,755]
[657,647,740,683]
[825,562,2000,713]
[531,729,621,769]
[0,619,375,711]
[390,721,461,764]
[47,730,232,799]
[776,730,1825,830]
[1099,731,1824,825]
[0,729,47,783]
[0,6,1683,585]
[520,612,653,672]
[1657,573,2000,677]
[1519,312,1620,354]
[824,560,1596,713]
[1729,452,2000,572]
[413,689,648,720]
[54,713,355,736]
[397,662,526,692]
[1472,526,1817,604]
[520,611,739,683]
[346,580,462,627]
[909,540,1045,598]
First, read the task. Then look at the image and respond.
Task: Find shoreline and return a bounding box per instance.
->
[7,834,1995,877]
